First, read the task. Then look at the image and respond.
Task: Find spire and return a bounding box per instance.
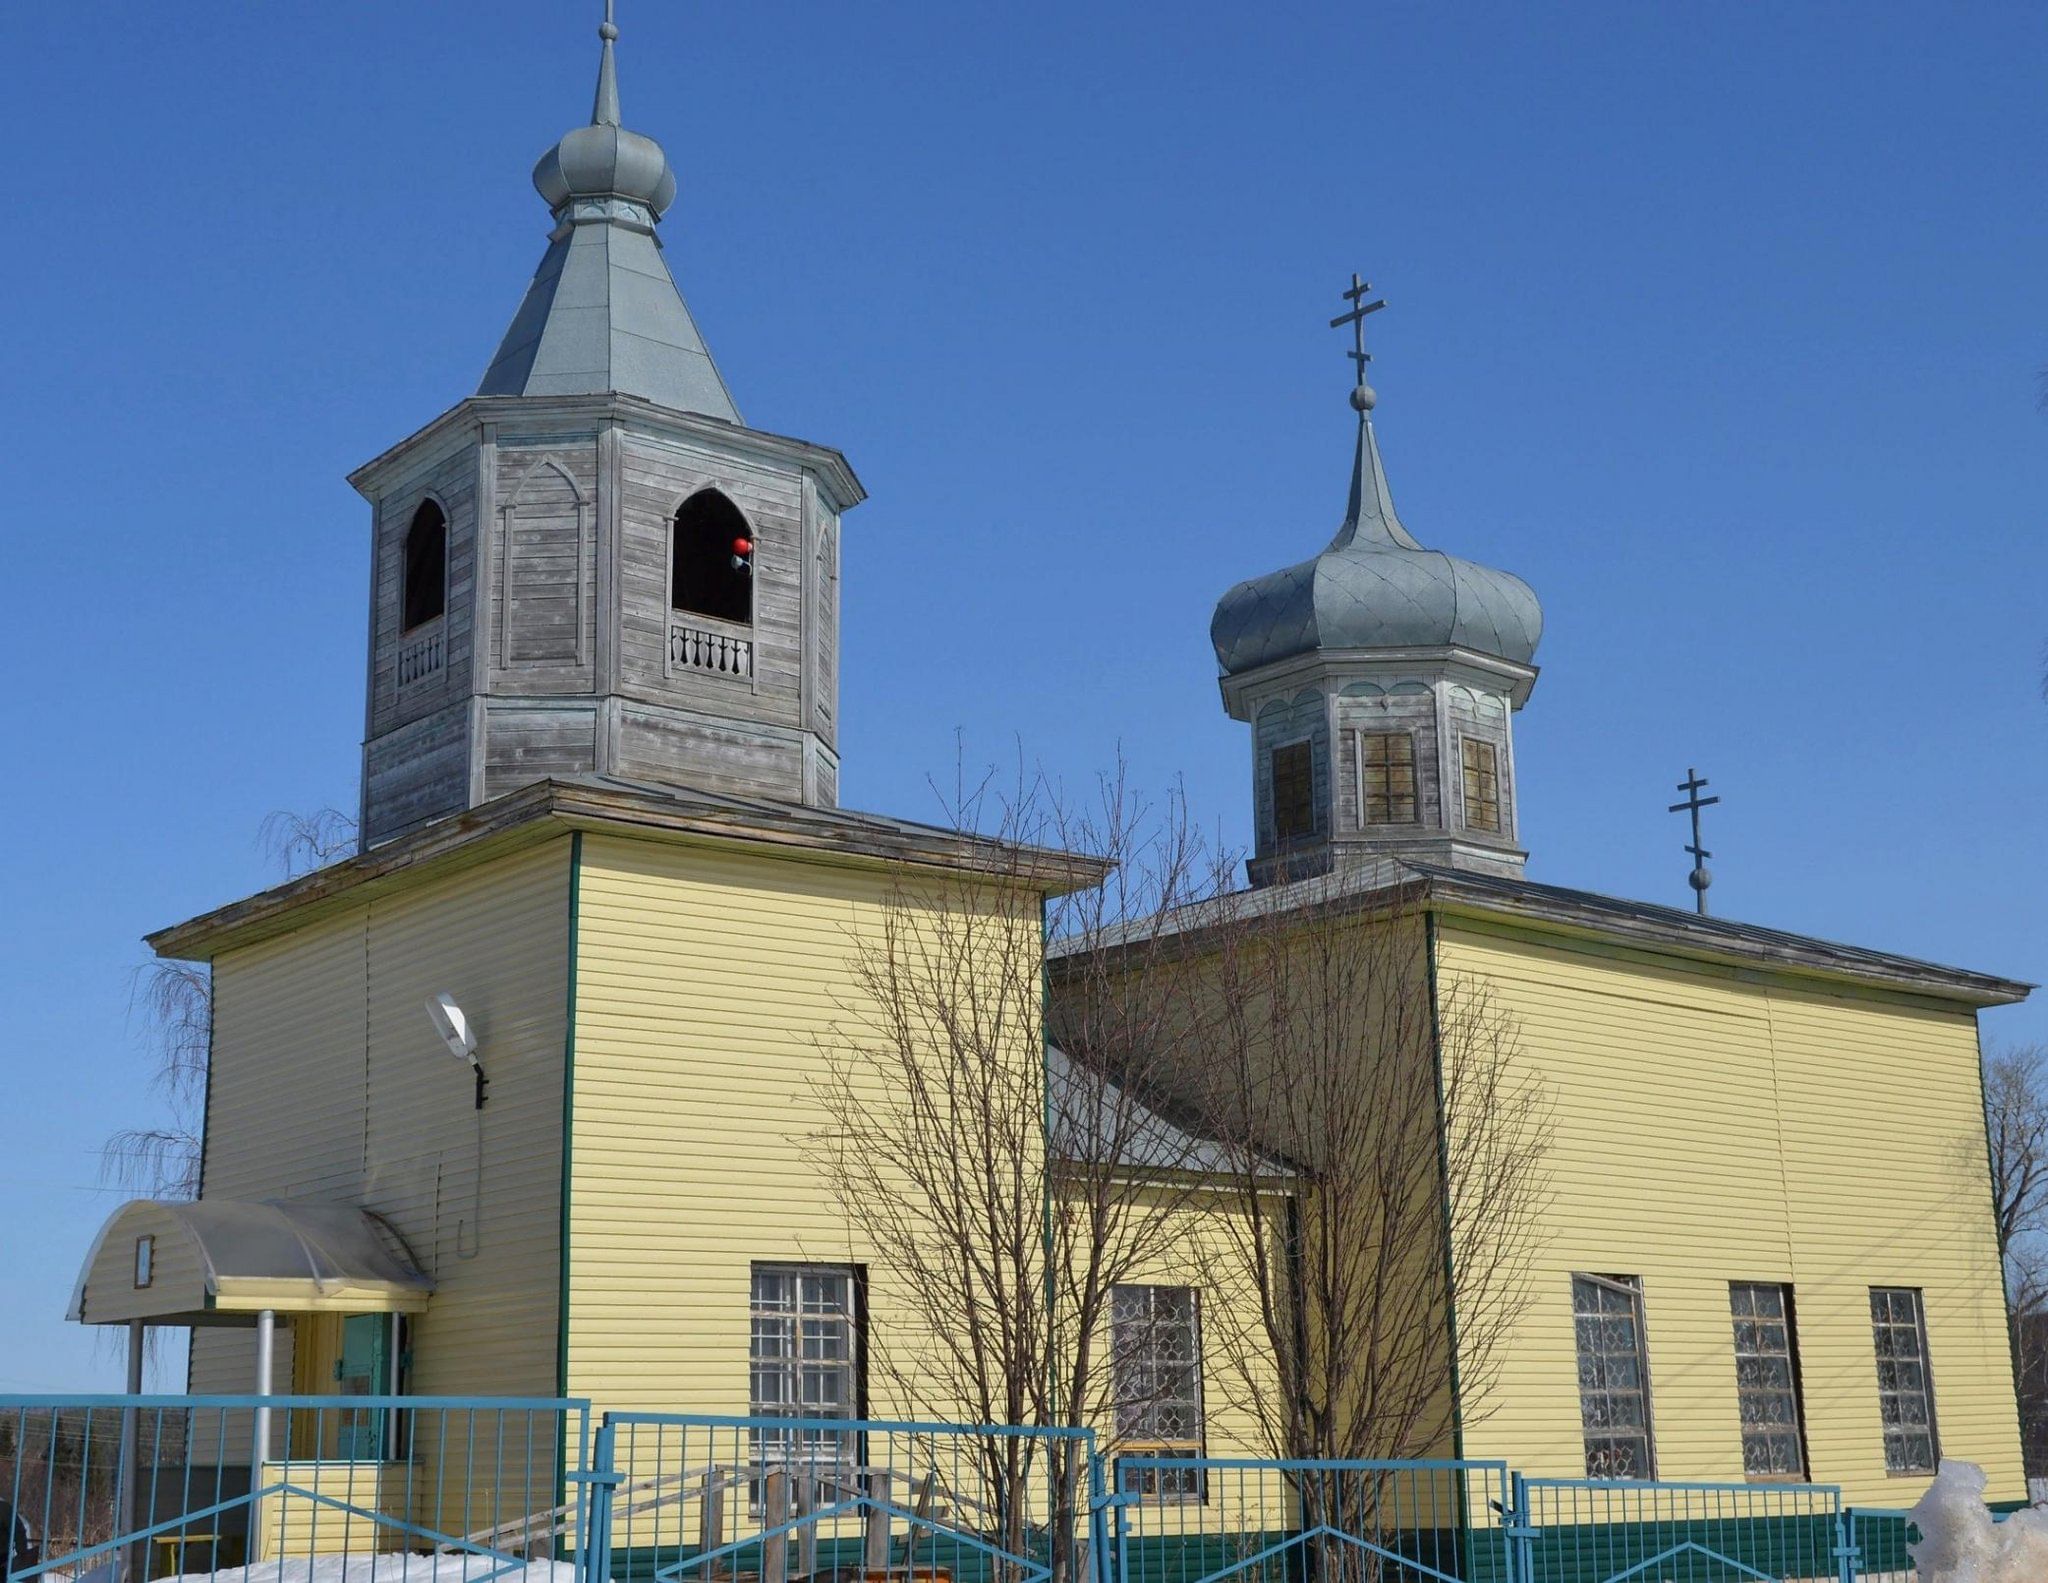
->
[1327,275,1420,551]
[592,2,621,127]
[477,4,741,422]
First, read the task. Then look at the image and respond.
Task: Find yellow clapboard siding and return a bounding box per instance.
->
[190,839,573,1475]
[1437,919,2022,1505]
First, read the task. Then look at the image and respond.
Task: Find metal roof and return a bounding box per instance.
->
[476,12,740,421]
[1210,403,1542,677]
[1053,858,2029,1009]
[70,1200,432,1328]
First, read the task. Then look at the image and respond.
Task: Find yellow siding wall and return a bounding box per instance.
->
[1437,919,2021,1504]
[565,831,1037,1420]
[189,839,573,1455]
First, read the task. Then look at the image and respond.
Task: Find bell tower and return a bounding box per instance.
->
[350,8,862,849]
[1209,279,1543,885]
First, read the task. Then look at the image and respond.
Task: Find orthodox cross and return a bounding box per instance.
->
[1667,768,1720,916]
[1329,273,1387,393]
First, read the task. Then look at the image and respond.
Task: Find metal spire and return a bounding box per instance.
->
[1668,768,1720,915]
[1325,272,1418,549]
[592,0,621,127]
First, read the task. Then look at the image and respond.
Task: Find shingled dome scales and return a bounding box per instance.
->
[477,5,741,421]
[1209,373,1542,677]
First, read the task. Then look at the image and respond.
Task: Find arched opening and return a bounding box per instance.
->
[671,489,753,626]
[401,500,447,632]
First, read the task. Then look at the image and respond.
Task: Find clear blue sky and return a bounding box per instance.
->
[0,1,2042,1391]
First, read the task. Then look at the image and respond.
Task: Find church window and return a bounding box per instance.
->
[672,489,754,626]
[750,1264,861,1477]
[1461,737,1501,833]
[1730,1282,1806,1479]
[1111,1284,1204,1497]
[1359,731,1418,824]
[1870,1287,1938,1474]
[1573,1274,1655,1478]
[1271,742,1316,843]
[401,500,448,632]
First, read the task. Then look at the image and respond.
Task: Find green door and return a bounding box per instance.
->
[335,1315,389,1461]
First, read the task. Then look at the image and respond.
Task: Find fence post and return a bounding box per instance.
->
[1506,1472,1534,1583]
[579,1419,620,1583]
[863,1469,894,1571]
[1087,1439,1112,1583]
[762,1470,790,1583]
[1836,1508,1860,1583]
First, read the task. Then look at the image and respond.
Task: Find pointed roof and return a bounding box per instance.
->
[1209,343,1542,676]
[478,7,741,422]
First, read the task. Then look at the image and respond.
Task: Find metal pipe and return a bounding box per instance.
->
[120,1321,143,1583]
[253,1309,276,1474]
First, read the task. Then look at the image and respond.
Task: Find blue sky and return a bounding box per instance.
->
[0,1,2043,1390]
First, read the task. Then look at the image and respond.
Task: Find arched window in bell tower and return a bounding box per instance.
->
[671,489,754,626]
[401,500,448,631]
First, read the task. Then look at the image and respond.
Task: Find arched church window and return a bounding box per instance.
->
[401,500,448,632]
[671,490,754,626]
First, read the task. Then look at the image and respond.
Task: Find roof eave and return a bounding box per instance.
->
[148,779,1106,962]
[347,393,866,514]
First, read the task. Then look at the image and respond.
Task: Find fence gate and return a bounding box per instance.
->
[1108,1457,1515,1583]
[2,1394,589,1583]
[588,1414,1100,1583]
[1514,1476,1848,1583]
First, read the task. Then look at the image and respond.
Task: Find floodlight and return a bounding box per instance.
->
[426,993,488,1108]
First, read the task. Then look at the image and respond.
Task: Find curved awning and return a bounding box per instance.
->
[70,1198,434,1327]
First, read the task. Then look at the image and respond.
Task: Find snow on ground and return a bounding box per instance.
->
[61,1560,584,1583]
[1909,1461,2048,1583]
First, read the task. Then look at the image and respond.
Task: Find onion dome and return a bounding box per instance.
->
[532,16,677,218]
[1210,358,1542,676]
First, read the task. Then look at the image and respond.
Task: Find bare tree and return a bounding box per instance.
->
[1136,881,1554,1467]
[1984,1041,2048,1472]
[103,808,358,1199]
[809,765,1226,1582]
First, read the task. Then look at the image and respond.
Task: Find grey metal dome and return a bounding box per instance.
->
[1210,414,1542,675]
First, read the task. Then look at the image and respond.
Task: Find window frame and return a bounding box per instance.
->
[1110,1283,1207,1502]
[1572,1273,1657,1480]
[1356,730,1420,826]
[1269,738,1317,846]
[400,498,449,635]
[1869,1286,1940,1476]
[748,1262,866,1488]
[1729,1281,1808,1481]
[1459,735,1502,834]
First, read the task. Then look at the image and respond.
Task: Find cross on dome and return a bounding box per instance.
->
[1329,273,1387,412]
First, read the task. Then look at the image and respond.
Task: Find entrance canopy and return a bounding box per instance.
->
[70,1198,433,1328]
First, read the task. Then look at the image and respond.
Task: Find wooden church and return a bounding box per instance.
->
[67,7,2029,1528]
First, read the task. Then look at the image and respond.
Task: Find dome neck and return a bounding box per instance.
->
[1331,411,1423,553]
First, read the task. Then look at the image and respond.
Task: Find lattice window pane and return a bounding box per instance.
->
[1869,1287,1939,1473]
[1272,742,1316,842]
[1573,1274,1654,1478]
[1112,1285,1206,1498]
[1730,1282,1806,1478]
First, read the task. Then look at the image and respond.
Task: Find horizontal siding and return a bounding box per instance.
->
[567,833,1046,1428]
[190,839,573,1454]
[1438,920,2021,1505]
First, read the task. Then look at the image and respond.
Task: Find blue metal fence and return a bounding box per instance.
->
[1,1396,587,1583]
[1,1398,1983,1583]
[1515,1476,1845,1583]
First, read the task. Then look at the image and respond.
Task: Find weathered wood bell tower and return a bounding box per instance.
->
[350,14,862,849]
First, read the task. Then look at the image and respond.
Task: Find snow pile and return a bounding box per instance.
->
[1907,1461,2048,1582]
[155,1559,584,1583]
